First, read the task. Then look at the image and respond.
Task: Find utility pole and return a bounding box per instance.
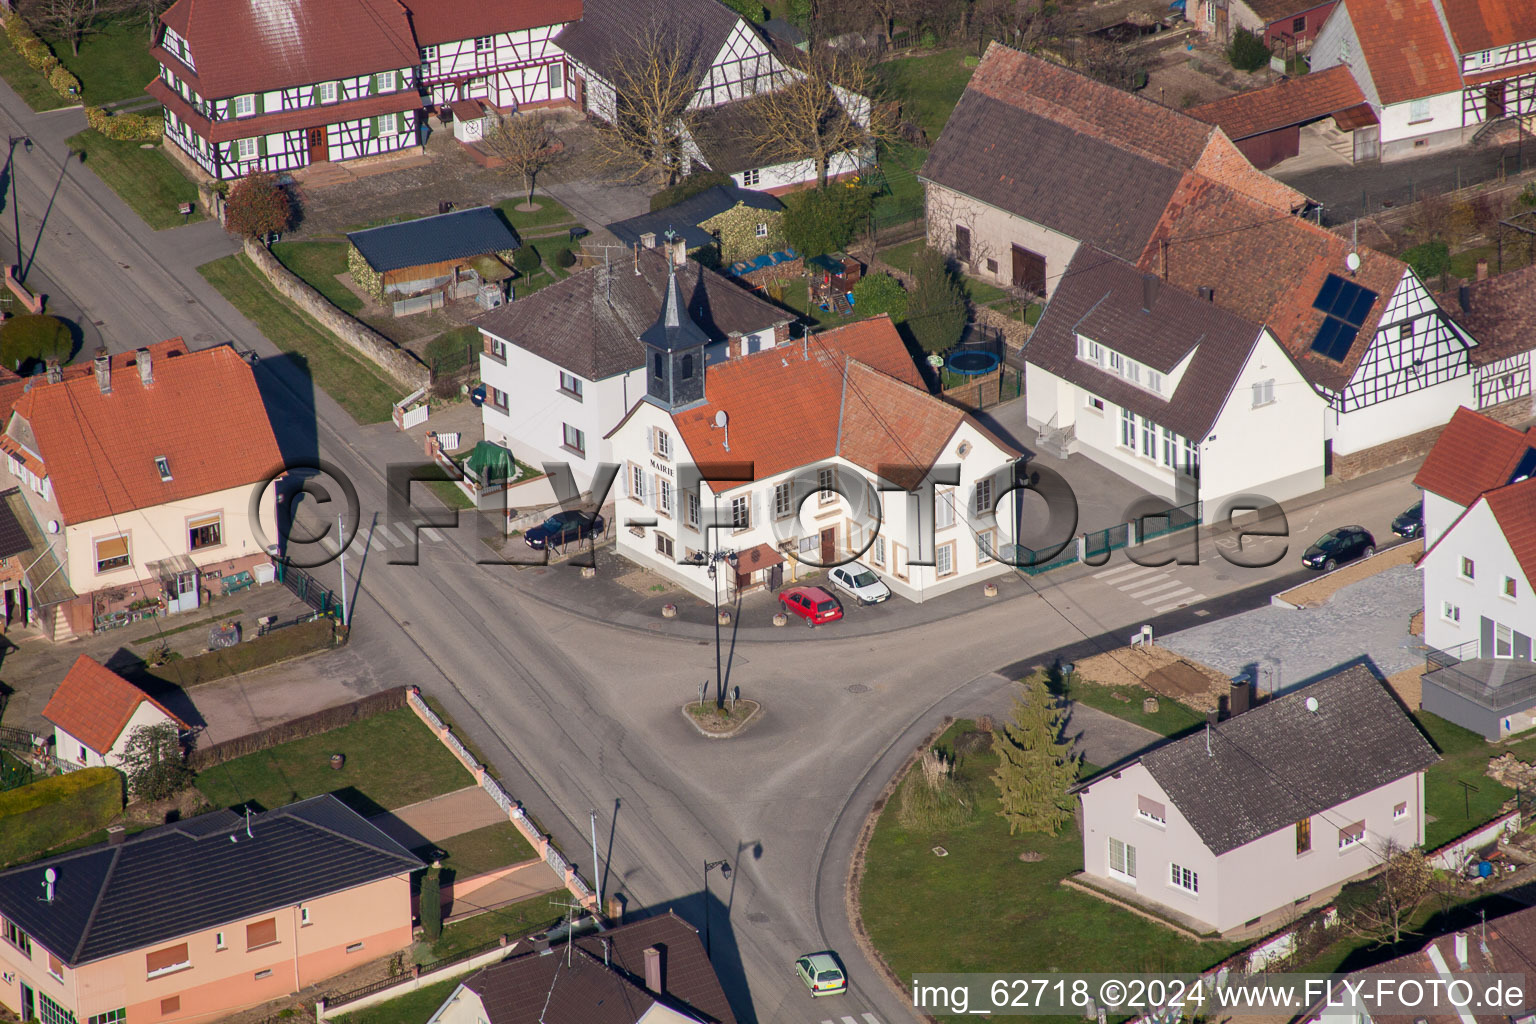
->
[337,513,349,626]
[7,136,29,282]
[589,809,602,909]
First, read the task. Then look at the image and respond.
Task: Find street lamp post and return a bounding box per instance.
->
[697,494,737,710]
[7,136,29,282]
[702,859,731,959]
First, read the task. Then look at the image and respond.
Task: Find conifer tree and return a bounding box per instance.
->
[992,673,1079,835]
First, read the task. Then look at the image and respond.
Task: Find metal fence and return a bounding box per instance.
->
[280,563,341,615]
[1010,500,1203,577]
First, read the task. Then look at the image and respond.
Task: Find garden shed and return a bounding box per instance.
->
[346,206,521,316]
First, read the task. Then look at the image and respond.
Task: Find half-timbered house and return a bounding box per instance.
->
[150,0,425,179]
[409,0,581,113]
[1441,265,1536,425]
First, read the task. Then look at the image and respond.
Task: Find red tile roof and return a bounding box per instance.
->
[1484,475,1536,588]
[1342,0,1462,105]
[1438,263,1536,365]
[6,343,283,525]
[1189,65,1368,140]
[660,316,1016,486]
[42,655,190,754]
[156,0,420,97]
[1439,0,1536,54]
[1413,405,1536,505]
[1136,172,1405,391]
[404,0,581,47]
[148,78,421,142]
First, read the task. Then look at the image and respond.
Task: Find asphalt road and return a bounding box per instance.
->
[0,83,1430,1024]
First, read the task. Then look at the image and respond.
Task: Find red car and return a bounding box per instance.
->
[779,586,843,627]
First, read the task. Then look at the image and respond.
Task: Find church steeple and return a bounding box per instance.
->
[641,254,709,411]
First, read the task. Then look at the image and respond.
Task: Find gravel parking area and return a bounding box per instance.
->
[1274,540,1422,608]
[1160,564,1424,690]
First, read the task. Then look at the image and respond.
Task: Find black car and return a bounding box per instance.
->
[1392,501,1423,539]
[524,509,605,550]
[1301,525,1375,571]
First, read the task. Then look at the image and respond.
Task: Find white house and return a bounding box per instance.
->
[1413,405,1536,550]
[1074,665,1438,936]
[1025,246,1325,523]
[605,293,1022,606]
[473,245,791,494]
[41,655,190,769]
[411,0,579,113]
[1310,0,1536,161]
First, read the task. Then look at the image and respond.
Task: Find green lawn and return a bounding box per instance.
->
[198,254,401,423]
[417,821,538,880]
[271,241,362,313]
[768,278,860,329]
[425,325,479,373]
[0,39,68,111]
[427,893,566,961]
[194,707,472,817]
[493,197,576,233]
[425,479,476,511]
[524,235,580,278]
[874,47,977,143]
[54,19,158,103]
[68,128,201,230]
[329,976,460,1024]
[878,238,925,273]
[1063,676,1205,739]
[863,722,1241,1023]
[1416,711,1513,850]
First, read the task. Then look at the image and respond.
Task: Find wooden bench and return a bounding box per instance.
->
[220,570,255,596]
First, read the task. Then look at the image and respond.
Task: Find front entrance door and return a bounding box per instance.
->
[819,527,835,565]
[20,983,34,1023]
[307,127,328,164]
[168,569,199,614]
[1011,244,1045,295]
[573,74,585,112]
[1487,83,1507,120]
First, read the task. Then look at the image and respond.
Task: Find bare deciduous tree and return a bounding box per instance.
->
[741,48,893,189]
[588,25,704,186]
[480,113,561,209]
[29,0,120,54]
[1339,842,1435,949]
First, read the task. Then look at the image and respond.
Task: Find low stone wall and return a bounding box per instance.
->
[242,238,429,392]
[973,305,1031,350]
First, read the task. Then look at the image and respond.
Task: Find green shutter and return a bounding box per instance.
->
[371,116,379,139]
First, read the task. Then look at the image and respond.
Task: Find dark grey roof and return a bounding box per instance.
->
[461,912,736,1024]
[1088,665,1439,856]
[690,94,850,174]
[1026,246,1271,439]
[641,263,713,351]
[346,206,520,274]
[607,186,782,251]
[555,0,741,86]
[761,17,805,45]
[920,90,1186,260]
[0,795,422,966]
[472,249,791,381]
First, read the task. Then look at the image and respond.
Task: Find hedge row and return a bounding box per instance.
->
[189,686,408,770]
[85,104,164,142]
[3,16,78,101]
[0,766,123,867]
[135,617,341,691]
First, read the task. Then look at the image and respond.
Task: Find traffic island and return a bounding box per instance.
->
[681,699,762,739]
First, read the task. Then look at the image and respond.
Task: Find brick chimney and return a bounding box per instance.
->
[44,358,60,384]
[643,945,664,994]
[639,231,657,249]
[137,346,153,387]
[93,347,110,394]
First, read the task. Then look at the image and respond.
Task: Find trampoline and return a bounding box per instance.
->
[946,350,1001,375]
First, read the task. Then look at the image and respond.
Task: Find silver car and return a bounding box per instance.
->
[829,562,891,605]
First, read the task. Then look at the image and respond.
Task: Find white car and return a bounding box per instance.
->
[794,952,847,997]
[828,562,891,605]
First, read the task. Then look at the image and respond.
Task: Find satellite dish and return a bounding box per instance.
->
[714,410,728,428]
[46,520,58,534]
[44,868,55,882]
[1345,252,1361,273]
[1305,696,1320,712]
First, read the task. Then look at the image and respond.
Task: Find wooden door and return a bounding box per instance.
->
[307,127,328,164]
[1011,244,1045,295]
[1487,83,1507,120]
[1352,124,1379,163]
[954,224,971,264]
[819,527,835,564]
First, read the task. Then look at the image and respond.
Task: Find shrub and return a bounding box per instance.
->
[553,246,577,269]
[18,37,51,71]
[0,314,70,372]
[121,723,192,801]
[512,244,541,276]
[1401,240,1451,281]
[851,271,908,322]
[1227,29,1271,72]
[419,866,442,942]
[782,185,874,258]
[650,171,734,212]
[720,0,765,21]
[48,64,78,99]
[83,107,164,142]
[896,749,975,831]
[0,766,123,867]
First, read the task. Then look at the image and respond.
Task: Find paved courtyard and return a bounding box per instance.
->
[1159,563,1423,692]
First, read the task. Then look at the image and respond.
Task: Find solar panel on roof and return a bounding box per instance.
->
[1309,273,1378,361]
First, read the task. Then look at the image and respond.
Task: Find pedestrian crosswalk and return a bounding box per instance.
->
[313,523,446,555]
[816,1014,882,1024]
[1093,563,1206,614]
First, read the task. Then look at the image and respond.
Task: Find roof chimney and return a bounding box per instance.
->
[1141,273,1159,313]
[136,347,153,387]
[1229,676,1252,716]
[643,945,664,994]
[640,231,657,249]
[1197,285,1215,303]
[1459,285,1471,314]
[44,358,60,385]
[93,347,110,394]
[1454,932,1469,970]
[1476,258,1489,282]
[669,235,687,267]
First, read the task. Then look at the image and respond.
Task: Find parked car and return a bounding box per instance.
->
[523,509,605,550]
[1392,501,1423,539]
[1301,525,1375,571]
[779,586,843,627]
[828,562,891,605]
[794,952,847,997]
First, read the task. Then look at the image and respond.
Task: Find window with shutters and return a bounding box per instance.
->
[236,137,258,161]
[146,942,190,978]
[936,489,955,529]
[655,532,673,558]
[730,495,750,529]
[630,464,644,501]
[378,113,398,136]
[657,478,672,517]
[319,81,337,103]
[375,72,394,93]
[234,94,254,116]
[685,492,700,529]
[1108,838,1137,881]
[653,429,671,459]
[774,482,793,519]
[246,917,278,951]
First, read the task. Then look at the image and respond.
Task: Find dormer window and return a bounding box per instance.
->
[155,456,171,481]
